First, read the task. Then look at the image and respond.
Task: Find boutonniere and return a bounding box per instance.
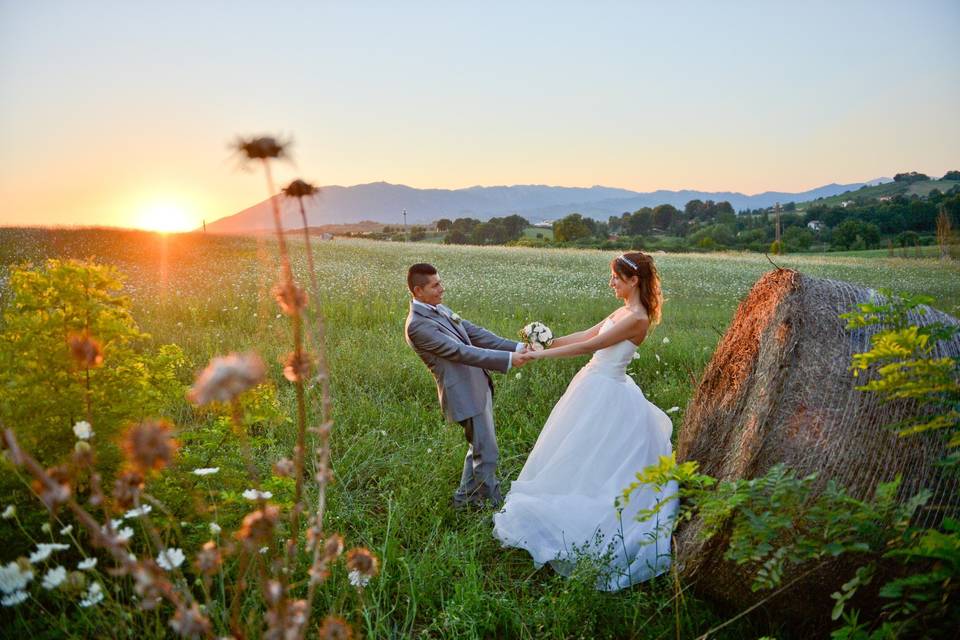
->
[450,312,462,324]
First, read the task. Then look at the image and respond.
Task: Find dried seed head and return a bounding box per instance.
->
[317,616,353,640]
[168,601,211,638]
[345,547,379,579]
[237,505,279,550]
[282,350,313,383]
[235,136,287,160]
[265,598,308,640]
[195,541,222,576]
[282,178,320,199]
[132,561,164,610]
[188,352,266,406]
[273,281,307,316]
[32,465,71,511]
[112,469,145,509]
[272,458,294,477]
[68,333,103,368]
[122,420,178,474]
[323,534,344,562]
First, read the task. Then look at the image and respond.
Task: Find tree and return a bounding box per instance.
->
[893,171,930,183]
[553,213,593,242]
[782,226,813,251]
[444,229,469,244]
[941,170,960,181]
[684,199,705,219]
[652,204,678,230]
[500,214,529,239]
[436,218,452,232]
[625,208,654,235]
[832,219,881,250]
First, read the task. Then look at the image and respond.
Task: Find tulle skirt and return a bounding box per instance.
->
[493,365,679,591]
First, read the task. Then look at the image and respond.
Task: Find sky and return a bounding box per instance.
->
[1,1,958,231]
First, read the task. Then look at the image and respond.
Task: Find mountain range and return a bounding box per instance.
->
[204,179,890,234]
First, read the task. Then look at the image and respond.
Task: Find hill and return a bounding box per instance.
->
[204,180,887,234]
[797,178,959,210]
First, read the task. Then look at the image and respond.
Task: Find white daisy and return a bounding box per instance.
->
[1,505,15,520]
[1,591,28,607]
[666,406,680,414]
[0,562,33,593]
[348,569,370,588]
[209,522,221,536]
[156,548,185,571]
[242,489,273,501]
[79,582,104,607]
[42,566,67,590]
[77,558,97,571]
[73,421,94,440]
[192,467,219,476]
[59,524,73,536]
[28,543,69,564]
[124,505,152,519]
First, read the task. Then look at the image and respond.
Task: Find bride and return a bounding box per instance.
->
[492,252,678,591]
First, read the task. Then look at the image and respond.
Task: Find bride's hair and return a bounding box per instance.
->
[611,251,662,326]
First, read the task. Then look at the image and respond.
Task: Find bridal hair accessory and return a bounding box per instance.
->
[617,254,639,271]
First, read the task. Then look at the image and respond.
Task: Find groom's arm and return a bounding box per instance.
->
[409,322,513,373]
[461,319,521,352]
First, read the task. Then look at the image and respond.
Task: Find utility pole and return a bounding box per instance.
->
[774,202,782,251]
[202,219,206,233]
[402,209,408,237]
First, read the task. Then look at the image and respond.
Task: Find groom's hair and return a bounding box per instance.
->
[407,263,438,293]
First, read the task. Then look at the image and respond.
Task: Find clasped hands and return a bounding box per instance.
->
[512,343,541,368]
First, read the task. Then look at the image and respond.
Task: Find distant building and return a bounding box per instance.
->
[840,200,855,208]
[807,220,824,231]
[533,221,554,229]
[879,196,893,202]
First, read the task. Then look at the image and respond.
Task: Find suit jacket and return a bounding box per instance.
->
[405,301,519,423]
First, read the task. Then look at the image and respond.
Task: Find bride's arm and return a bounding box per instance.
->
[548,318,607,348]
[533,316,648,360]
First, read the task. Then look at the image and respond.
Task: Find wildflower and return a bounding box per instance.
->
[77,558,97,571]
[116,527,134,543]
[42,566,67,590]
[666,406,680,414]
[515,372,521,379]
[242,489,273,501]
[209,522,221,536]
[273,281,308,316]
[195,541,221,576]
[72,421,93,440]
[237,506,279,550]
[345,547,379,588]
[67,333,103,368]
[78,582,104,607]
[192,467,219,476]
[122,419,178,473]
[317,616,353,640]
[169,602,211,638]
[156,548,186,571]
[323,534,344,561]
[662,337,670,344]
[0,562,33,593]
[112,470,145,509]
[1,505,14,519]
[235,135,287,161]
[272,458,294,477]
[655,353,661,363]
[41,522,51,534]
[124,504,153,519]
[1,591,28,607]
[282,350,313,382]
[28,543,69,564]
[59,525,73,535]
[187,352,266,405]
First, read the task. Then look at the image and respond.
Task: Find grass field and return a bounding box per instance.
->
[2,227,958,638]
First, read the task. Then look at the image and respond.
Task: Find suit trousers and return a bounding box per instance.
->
[454,389,501,505]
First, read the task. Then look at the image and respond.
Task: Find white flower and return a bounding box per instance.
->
[450,312,462,324]
[348,569,370,588]
[661,337,670,344]
[192,467,220,476]
[1,505,15,519]
[156,548,185,571]
[42,566,67,590]
[515,372,522,379]
[109,518,123,531]
[655,354,661,363]
[209,522,221,536]
[242,489,273,501]
[259,546,269,555]
[77,558,97,571]
[79,582,104,607]
[1,591,28,607]
[116,527,134,543]
[0,562,33,593]
[28,543,69,564]
[666,406,680,414]
[631,352,641,360]
[59,525,73,536]
[124,505,153,518]
[41,523,51,534]
[72,421,93,440]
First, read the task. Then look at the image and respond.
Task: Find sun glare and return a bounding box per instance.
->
[135,203,195,233]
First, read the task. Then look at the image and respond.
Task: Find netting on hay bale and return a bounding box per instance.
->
[674,268,959,621]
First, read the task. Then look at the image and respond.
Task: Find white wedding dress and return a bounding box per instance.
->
[493,318,679,591]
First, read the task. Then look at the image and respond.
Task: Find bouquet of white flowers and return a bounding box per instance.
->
[519,321,554,351]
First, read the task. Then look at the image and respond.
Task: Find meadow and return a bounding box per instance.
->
[1,226,958,638]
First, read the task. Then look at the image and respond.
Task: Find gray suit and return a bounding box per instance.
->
[405,301,520,505]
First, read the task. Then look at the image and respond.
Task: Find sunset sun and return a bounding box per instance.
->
[135,203,195,233]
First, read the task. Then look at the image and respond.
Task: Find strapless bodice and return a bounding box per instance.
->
[581,318,637,379]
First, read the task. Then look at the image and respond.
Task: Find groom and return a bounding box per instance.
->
[404,263,530,509]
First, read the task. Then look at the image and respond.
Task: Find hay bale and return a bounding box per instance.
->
[675,268,960,625]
